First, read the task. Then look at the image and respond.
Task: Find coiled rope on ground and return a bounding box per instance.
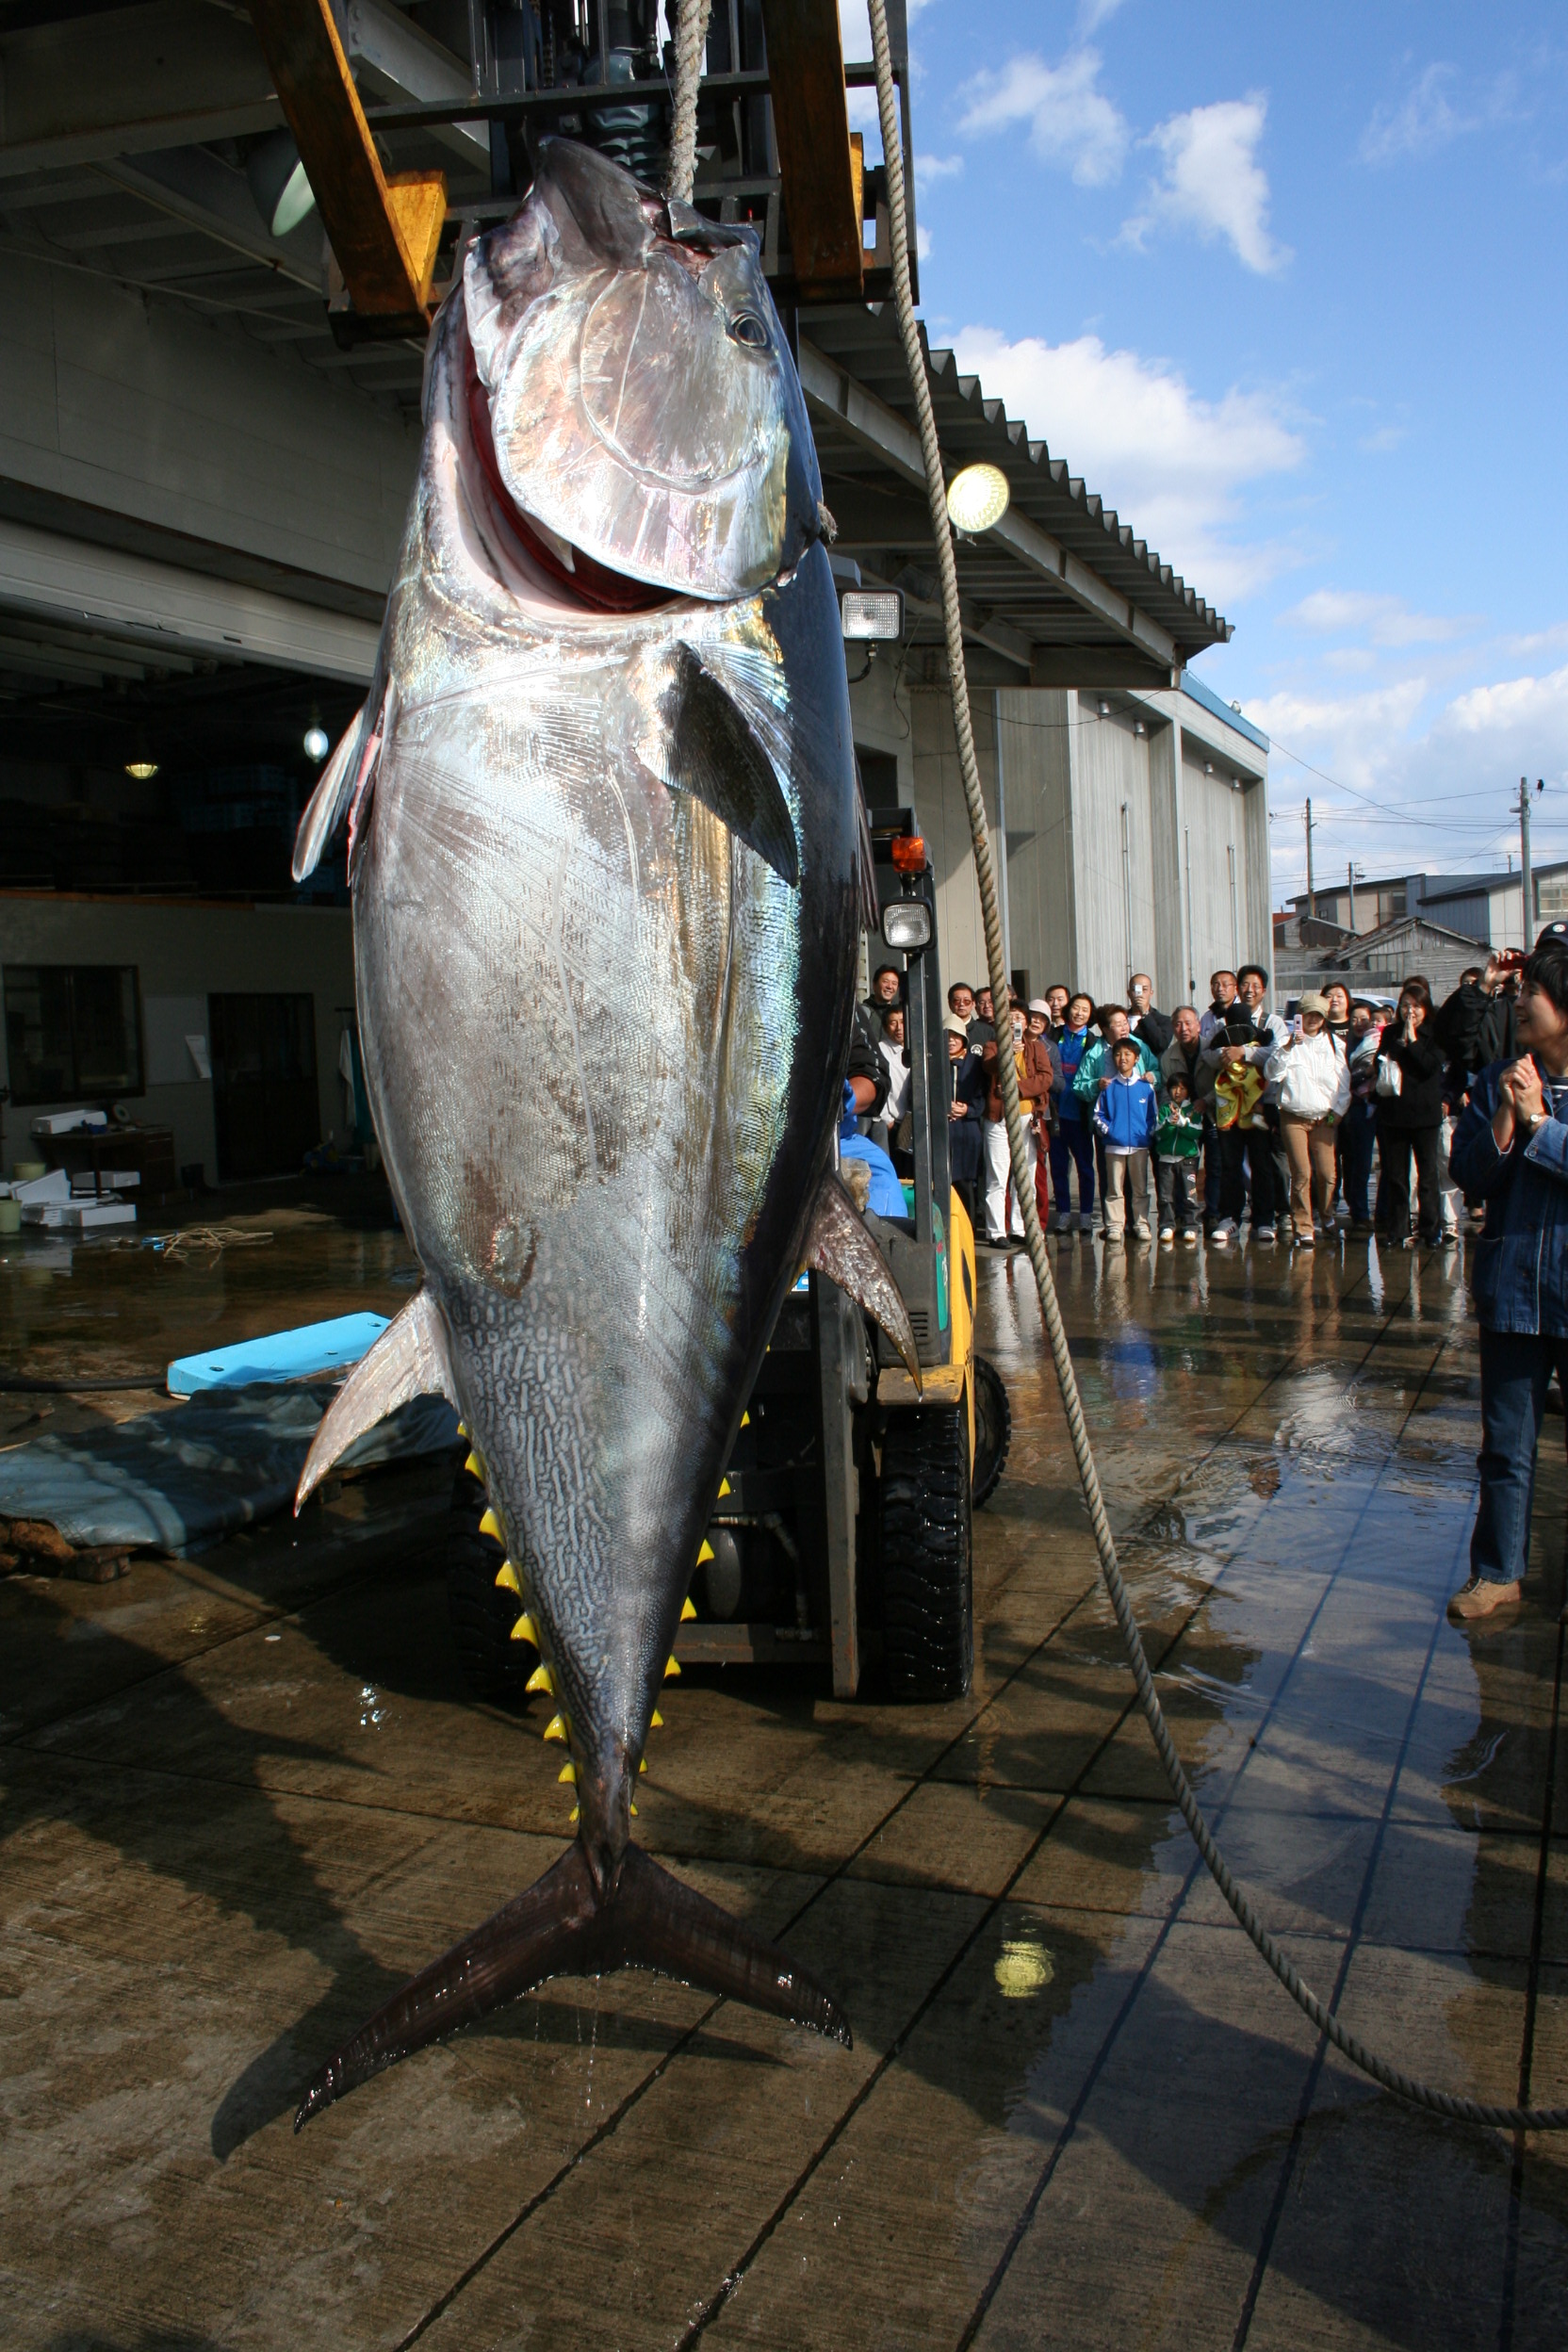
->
[865,0,1565,2134]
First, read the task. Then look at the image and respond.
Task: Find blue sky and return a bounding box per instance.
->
[839,1,1568,905]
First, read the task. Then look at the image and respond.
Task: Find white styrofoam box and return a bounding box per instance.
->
[14,1168,71,1205]
[62,1200,136,1230]
[31,1108,107,1135]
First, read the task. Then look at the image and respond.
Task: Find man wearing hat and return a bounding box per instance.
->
[1265,989,1350,1245]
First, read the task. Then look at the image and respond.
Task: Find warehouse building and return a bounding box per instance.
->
[0,1,1258,1193]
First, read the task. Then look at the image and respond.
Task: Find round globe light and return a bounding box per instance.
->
[125,760,159,781]
[303,725,331,763]
[946,462,1011,536]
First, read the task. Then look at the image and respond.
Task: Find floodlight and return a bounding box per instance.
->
[946,463,1010,535]
[841,588,904,643]
[882,901,932,952]
[247,128,317,239]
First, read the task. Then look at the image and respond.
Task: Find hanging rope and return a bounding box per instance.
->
[865,0,1565,2133]
[665,0,713,206]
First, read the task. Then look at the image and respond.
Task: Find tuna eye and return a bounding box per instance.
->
[727,312,769,350]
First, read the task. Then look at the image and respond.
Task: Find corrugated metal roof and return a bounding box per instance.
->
[800,304,1231,683]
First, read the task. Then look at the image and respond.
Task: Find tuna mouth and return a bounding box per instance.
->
[466,362,675,617]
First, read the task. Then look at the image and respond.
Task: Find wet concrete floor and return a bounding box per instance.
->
[2,1201,1565,2349]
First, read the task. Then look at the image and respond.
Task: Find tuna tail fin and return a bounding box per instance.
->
[295,1288,458,1510]
[805,1171,923,1391]
[294,1840,849,2128]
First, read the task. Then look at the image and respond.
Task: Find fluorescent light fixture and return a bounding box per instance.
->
[946,463,1010,535]
[247,128,317,240]
[882,900,932,952]
[125,760,159,780]
[841,588,905,643]
[303,725,331,762]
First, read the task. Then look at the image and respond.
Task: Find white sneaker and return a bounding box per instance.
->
[1158,1225,1174,1242]
[1181,1228,1198,1244]
[1255,1224,1277,1243]
[1211,1218,1237,1243]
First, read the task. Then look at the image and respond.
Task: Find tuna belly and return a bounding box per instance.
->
[351,694,808,1771]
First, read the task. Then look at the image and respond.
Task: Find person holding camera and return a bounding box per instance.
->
[1373,977,1447,1249]
[1447,943,1568,1620]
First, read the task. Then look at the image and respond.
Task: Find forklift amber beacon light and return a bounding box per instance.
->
[889,833,928,877]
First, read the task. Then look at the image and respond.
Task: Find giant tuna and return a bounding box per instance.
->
[288,139,916,2126]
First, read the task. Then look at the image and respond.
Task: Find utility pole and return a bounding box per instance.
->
[1518,775,1533,951]
[1304,797,1315,922]
[1348,859,1357,933]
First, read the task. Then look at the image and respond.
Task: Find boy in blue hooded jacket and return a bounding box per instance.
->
[1093,1038,1157,1240]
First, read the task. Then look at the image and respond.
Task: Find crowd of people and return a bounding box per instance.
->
[857,956,1533,1259]
[860,936,1568,1632]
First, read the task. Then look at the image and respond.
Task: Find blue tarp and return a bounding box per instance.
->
[0,1386,460,1553]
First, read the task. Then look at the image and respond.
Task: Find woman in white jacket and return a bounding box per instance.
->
[1266,989,1350,1246]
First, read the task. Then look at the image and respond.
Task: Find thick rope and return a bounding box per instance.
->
[866,0,1565,2133]
[665,0,712,205]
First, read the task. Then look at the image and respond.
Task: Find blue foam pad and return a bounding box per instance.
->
[167,1311,390,1396]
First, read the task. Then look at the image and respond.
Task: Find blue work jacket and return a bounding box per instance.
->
[1448,1057,1568,1334]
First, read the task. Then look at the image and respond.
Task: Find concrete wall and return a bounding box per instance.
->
[895,675,1271,1017]
[0,246,417,602]
[0,895,355,1181]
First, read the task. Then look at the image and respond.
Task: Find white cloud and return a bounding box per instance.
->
[1078,0,1126,28]
[950,324,1304,604]
[1361,64,1464,165]
[916,225,932,262]
[915,152,964,191]
[1357,423,1405,455]
[957,48,1129,188]
[1121,96,1289,275]
[1249,663,1568,890]
[1281,590,1476,648]
[1361,62,1519,167]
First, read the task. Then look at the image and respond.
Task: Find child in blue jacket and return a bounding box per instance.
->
[1093,1038,1158,1240]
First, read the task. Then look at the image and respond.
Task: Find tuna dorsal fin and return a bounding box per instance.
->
[661,644,799,889]
[292,702,367,882]
[804,1171,923,1391]
[295,1289,458,1510]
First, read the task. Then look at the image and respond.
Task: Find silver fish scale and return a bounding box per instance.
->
[350,247,854,1860]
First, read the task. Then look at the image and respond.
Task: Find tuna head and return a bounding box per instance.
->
[463,138,822,601]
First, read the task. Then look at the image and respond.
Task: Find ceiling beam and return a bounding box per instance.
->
[247,0,444,322]
[799,336,1180,672]
[97,145,324,292]
[340,0,488,169]
[0,1,283,178]
[759,0,862,296]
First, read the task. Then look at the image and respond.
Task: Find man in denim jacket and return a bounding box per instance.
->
[1447,943,1568,1621]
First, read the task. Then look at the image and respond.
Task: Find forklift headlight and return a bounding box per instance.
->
[841,588,905,642]
[882,901,931,953]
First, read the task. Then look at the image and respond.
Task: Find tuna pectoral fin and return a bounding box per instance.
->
[295,1288,457,1509]
[292,702,367,881]
[295,1840,849,2127]
[805,1172,923,1391]
[662,644,799,888]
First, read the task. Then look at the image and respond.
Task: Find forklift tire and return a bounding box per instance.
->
[445,1465,534,1702]
[971,1354,1012,1511]
[878,1404,972,1700]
